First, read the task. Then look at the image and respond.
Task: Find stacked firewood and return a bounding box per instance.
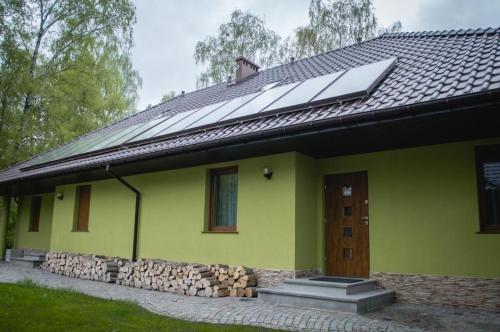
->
[214,265,257,298]
[116,260,257,298]
[40,252,258,298]
[41,252,119,283]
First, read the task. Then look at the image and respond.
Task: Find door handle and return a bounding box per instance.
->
[361,216,369,225]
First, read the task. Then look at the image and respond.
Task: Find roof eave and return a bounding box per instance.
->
[1,89,500,190]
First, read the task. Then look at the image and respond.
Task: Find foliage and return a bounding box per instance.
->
[378,21,403,35]
[0,0,141,169]
[0,282,273,331]
[194,9,282,88]
[294,0,378,58]
[161,90,176,103]
[194,0,402,86]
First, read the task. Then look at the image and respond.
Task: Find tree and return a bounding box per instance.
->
[194,9,282,88]
[194,1,401,87]
[161,91,177,103]
[0,0,141,168]
[294,0,377,58]
[378,21,402,35]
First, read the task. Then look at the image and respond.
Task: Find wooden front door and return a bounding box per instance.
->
[325,172,369,277]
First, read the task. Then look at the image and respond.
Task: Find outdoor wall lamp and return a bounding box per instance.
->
[56,192,64,200]
[263,167,273,180]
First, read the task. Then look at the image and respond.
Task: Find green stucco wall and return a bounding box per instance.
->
[13,138,500,278]
[135,153,296,269]
[49,153,297,269]
[316,138,500,278]
[15,193,54,250]
[294,153,319,270]
[50,180,136,258]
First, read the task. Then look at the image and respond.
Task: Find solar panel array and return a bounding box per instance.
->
[25,57,396,167]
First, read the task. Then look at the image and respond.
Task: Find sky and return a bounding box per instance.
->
[131,0,500,110]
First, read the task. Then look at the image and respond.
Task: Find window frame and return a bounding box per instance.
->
[74,185,91,232]
[475,145,500,233]
[29,196,42,232]
[208,166,238,233]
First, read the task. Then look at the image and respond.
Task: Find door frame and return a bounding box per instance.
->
[323,171,370,277]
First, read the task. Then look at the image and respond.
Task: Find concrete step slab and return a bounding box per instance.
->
[284,277,377,295]
[24,254,46,261]
[258,286,394,313]
[9,257,43,268]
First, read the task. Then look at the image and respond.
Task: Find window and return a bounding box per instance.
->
[75,185,91,231]
[476,145,500,232]
[29,196,42,232]
[209,166,238,232]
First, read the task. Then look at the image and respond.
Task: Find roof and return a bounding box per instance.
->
[1,27,500,186]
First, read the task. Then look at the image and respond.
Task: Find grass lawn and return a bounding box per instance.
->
[0,280,272,332]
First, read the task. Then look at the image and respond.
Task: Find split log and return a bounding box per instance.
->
[212,288,229,297]
[244,287,257,298]
[42,253,258,299]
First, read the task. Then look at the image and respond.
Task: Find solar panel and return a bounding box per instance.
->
[261,71,344,113]
[128,108,199,142]
[185,92,261,129]
[108,115,174,143]
[87,123,148,152]
[153,100,230,137]
[311,57,396,104]
[220,82,301,122]
[27,129,119,166]
[24,58,397,169]
[64,130,119,156]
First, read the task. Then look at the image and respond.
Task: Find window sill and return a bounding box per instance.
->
[476,230,500,234]
[72,230,89,233]
[202,231,238,234]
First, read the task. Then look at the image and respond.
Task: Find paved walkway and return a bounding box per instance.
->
[1,262,499,331]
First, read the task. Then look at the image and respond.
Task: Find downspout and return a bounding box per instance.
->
[105,164,140,262]
[0,193,11,260]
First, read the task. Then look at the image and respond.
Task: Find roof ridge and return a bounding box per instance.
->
[99,26,500,124]
[379,27,500,38]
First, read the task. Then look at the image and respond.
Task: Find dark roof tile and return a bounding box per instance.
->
[1,27,500,185]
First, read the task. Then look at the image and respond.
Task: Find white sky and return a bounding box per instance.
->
[131,0,500,110]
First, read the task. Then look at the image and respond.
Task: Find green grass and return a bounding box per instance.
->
[0,280,272,332]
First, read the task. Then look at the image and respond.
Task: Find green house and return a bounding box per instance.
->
[1,28,499,310]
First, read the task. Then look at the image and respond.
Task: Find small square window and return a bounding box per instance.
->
[342,248,353,260]
[343,206,353,216]
[343,227,353,238]
[342,186,352,197]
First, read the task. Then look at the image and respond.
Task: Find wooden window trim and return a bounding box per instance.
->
[29,196,42,232]
[476,145,500,233]
[208,166,238,232]
[74,185,91,232]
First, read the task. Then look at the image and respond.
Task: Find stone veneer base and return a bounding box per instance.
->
[371,272,500,312]
[254,268,319,287]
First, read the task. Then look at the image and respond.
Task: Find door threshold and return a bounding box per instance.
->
[310,276,365,283]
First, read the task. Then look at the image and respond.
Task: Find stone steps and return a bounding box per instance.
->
[9,257,44,268]
[258,276,394,313]
[5,249,45,268]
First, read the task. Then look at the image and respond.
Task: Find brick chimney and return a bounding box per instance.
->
[235,56,260,81]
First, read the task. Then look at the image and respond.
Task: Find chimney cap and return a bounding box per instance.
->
[235,56,260,70]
